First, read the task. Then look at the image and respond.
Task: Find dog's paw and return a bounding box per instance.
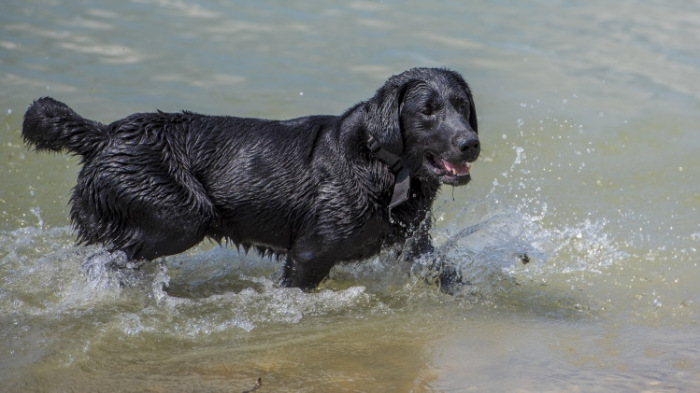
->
[438,264,471,295]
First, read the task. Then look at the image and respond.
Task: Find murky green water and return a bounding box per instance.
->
[2,0,699,391]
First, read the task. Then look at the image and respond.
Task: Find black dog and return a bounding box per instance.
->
[22,68,480,290]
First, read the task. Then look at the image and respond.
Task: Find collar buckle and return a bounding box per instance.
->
[367,135,411,210]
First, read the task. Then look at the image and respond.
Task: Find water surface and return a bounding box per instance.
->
[1,0,699,391]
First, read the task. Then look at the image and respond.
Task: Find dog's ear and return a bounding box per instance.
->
[364,80,410,155]
[466,86,478,133]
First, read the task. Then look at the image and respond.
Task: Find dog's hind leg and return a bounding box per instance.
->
[70,156,217,261]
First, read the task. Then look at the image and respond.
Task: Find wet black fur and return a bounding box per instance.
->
[22,67,480,290]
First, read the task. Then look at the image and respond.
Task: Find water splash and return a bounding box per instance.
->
[0,225,384,335]
[29,207,43,231]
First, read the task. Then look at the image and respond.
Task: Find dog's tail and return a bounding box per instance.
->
[22,97,107,156]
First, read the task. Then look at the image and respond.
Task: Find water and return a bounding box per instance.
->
[1,0,699,391]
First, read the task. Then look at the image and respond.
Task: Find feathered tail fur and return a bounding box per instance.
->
[22,97,107,157]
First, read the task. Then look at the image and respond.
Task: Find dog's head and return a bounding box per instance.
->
[365,68,479,186]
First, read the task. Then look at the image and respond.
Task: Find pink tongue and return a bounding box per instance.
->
[442,159,470,175]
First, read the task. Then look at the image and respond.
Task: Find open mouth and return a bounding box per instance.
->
[425,153,472,185]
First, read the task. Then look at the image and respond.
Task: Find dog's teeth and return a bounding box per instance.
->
[452,168,458,175]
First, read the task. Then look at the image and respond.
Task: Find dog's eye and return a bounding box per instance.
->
[454,98,468,112]
[421,101,440,117]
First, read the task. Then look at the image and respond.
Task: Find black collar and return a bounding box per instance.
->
[367,135,411,210]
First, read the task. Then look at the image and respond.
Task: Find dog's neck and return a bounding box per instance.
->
[366,135,410,210]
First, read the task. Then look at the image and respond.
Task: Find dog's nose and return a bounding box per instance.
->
[458,138,480,154]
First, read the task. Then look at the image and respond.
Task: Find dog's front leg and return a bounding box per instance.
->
[402,220,467,294]
[281,252,337,291]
